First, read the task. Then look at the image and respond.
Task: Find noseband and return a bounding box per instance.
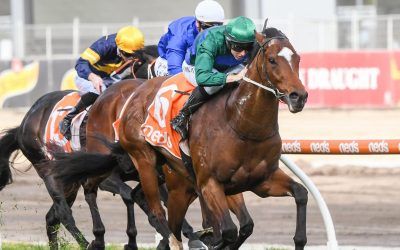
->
[242,36,287,100]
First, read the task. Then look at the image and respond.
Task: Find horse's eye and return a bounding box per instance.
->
[268,57,277,65]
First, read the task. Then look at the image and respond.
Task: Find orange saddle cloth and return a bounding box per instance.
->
[44,92,81,155]
[141,73,195,159]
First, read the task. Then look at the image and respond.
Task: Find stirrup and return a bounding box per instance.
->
[171,113,188,140]
[171,113,185,129]
[59,119,72,140]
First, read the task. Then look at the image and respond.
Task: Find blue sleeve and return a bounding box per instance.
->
[75,37,109,79]
[158,33,168,59]
[165,34,187,75]
[75,57,92,80]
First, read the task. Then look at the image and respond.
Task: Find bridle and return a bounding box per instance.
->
[242,37,287,99]
[242,35,287,100]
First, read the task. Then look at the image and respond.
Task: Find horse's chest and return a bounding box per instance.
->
[223,159,273,192]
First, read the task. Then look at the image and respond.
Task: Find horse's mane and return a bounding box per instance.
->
[130,45,159,79]
[263,27,287,40]
[143,45,159,58]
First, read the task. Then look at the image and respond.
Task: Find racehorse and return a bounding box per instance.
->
[50,24,308,250]
[0,45,181,249]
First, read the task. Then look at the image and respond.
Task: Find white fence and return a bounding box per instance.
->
[0,14,400,60]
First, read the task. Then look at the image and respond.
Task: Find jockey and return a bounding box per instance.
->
[171,16,256,140]
[154,0,225,77]
[59,26,145,140]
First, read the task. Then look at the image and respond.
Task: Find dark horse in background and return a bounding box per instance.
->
[0,45,195,249]
[50,25,309,249]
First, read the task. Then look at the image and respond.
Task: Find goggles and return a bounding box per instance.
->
[229,41,253,52]
[199,21,223,30]
[120,50,136,59]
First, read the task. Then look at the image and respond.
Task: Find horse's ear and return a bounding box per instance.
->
[262,18,269,33]
[255,32,264,43]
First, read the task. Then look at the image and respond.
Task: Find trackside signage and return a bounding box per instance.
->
[281,139,400,154]
[299,51,400,107]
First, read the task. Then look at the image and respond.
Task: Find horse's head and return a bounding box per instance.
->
[129,45,159,79]
[247,27,308,113]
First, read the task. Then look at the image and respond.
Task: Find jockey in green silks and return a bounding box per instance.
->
[171,16,257,140]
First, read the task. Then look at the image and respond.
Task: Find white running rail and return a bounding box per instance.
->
[280,155,339,250]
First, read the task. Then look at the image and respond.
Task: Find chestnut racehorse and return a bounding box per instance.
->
[52,25,308,249]
[121,28,308,249]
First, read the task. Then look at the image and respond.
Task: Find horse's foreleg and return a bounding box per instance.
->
[42,174,89,248]
[100,174,139,250]
[253,168,308,250]
[83,182,106,250]
[46,205,60,250]
[226,193,254,249]
[46,185,80,250]
[200,178,238,249]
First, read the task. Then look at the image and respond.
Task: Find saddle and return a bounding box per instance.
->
[44,92,89,156]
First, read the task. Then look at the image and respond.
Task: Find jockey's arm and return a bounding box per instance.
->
[195,46,227,86]
[76,41,109,92]
[75,56,96,80]
[165,35,187,75]
[75,57,103,93]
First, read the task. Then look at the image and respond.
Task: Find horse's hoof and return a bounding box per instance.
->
[86,241,105,250]
[188,239,208,250]
[156,240,170,250]
[124,244,138,250]
[195,227,213,240]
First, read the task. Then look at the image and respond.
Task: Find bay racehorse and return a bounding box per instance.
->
[0,45,181,249]
[50,25,308,249]
[118,27,308,249]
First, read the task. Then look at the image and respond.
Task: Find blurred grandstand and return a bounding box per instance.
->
[0,0,399,107]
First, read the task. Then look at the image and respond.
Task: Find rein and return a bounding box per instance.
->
[242,75,284,99]
[130,60,138,79]
[147,60,156,79]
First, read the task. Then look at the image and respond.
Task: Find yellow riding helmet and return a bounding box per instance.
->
[115,26,145,53]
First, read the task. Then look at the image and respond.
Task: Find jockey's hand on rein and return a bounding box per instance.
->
[88,73,103,93]
[226,67,248,83]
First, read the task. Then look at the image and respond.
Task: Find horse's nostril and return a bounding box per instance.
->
[289,92,299,101]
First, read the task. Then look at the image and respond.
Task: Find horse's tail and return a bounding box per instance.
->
[50,142,128,185]
[0,127,20,191]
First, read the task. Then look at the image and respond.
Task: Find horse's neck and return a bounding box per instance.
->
[226,71,279,141]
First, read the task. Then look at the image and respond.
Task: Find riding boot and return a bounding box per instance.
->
[171,86,209,140]
[59,92,99,140]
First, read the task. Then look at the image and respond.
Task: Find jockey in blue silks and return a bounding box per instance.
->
[154,0,225,77]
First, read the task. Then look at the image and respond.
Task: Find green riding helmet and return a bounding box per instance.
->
[224,16,256,44]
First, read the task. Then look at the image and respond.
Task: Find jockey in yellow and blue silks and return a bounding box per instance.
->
[154,0,225,76]
[171,16,256,140]
[59,26,145,140]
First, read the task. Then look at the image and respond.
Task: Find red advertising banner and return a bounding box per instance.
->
[300,51,400,107]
